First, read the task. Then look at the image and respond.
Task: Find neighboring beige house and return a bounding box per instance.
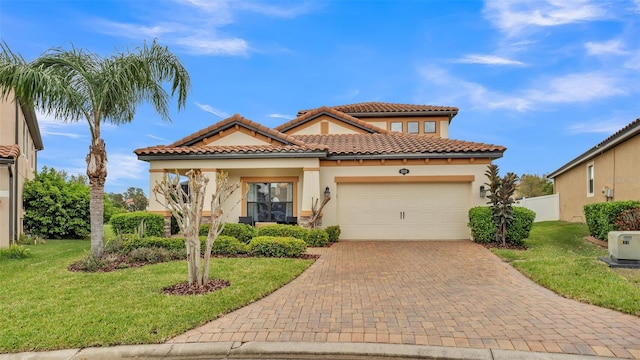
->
[548,118,640,222]
[0,94,44,247]
[135,102,505,240]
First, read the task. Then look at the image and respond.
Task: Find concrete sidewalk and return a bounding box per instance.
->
[0,342,620,360]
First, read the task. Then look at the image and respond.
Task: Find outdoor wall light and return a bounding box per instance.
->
[479,185,487,198]
[324,186,331,198]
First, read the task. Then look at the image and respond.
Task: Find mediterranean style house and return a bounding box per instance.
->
[0,93,43,247]
[135,102,506,240]
[548,118,640,222]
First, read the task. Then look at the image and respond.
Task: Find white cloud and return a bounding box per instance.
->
[418,66,628,112]
[525,72,627,104]
[268,113,294,120]
[175,36,248,56]
[483,0,608,36]
[456,54,526,66]
[106,153,147,184]
[36,111,86,139]
[585,39,629,55]
[195,102,229,118]
[624,50,640,69]
[238,2,319,18]
[147,134,170,142]
[566,119,630,134]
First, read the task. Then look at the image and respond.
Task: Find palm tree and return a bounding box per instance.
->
[0,40,190,257]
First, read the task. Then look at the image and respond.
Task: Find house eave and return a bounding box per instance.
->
[548,122,640,179]
[278,111,379,134]
[327,151,504,161]
[345,110,458,119]
[137,151,328,162]
[182,121,295,147]
[20,104,44,150]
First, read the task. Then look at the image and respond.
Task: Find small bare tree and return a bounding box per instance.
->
[153,170,239,286]
[303,195,331,229]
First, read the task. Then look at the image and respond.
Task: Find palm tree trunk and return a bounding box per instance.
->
[87,137,107,257]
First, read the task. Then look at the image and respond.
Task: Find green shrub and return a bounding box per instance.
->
[615,208,640,231]
[0,244,31,259]
[211,235,247,255]
[110,212,164,237]
[325,225,341,243]
[104,235,125,255]
[509,207,536,245]
[248,236,307,258]
[74,251,106,271]
[468,207,494,243]
[584,201,640,240]
[467,206,535,245]
[23,166,90,239]
[257,224,309,241]
[17,234,47,246]
[306,229,329,247]
[222,223,257,244]
[199,224,210,237]
[129,247,172,264]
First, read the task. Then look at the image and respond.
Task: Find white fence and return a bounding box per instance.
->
[516,193,559,222]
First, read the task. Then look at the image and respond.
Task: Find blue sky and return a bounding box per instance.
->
[1,0,639,195]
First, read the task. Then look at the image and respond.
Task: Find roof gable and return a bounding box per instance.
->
[170,114,307,147]
[548,118,640,179]
[276,106,390,135]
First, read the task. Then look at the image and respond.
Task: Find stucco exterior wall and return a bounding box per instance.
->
[359,115,450,137]
[208,130,270,146]
[554,135,640,222]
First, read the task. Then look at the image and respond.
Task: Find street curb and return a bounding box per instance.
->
[0,342,615,360]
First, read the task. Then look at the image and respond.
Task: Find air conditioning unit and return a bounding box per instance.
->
[608,231,640,261]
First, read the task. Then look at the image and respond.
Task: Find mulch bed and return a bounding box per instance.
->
[481,242,528,250]
[163,279,231,295]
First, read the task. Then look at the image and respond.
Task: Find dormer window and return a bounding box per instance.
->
[424,121,436,133]
[407,122,419,134]
[390,122,403,132]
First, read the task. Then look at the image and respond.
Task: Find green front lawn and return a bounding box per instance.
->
[0,240,313,353]
[492,221,640,316]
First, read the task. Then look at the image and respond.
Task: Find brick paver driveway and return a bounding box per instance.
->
[169,241,640,359]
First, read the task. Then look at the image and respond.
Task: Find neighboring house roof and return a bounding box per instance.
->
[297,102,459,118]
[275,106,390,134]
[0,144,21,162]
[548,118,640,179]
[293,133,505,159]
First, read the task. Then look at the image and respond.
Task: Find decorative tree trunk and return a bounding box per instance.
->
[153,170,239,286]
[87,137,107,257]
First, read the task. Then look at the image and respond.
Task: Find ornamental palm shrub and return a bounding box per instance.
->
[468,206,535,245]
[484,164,519,246]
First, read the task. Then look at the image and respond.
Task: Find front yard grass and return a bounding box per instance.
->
[491,221,640,316]
[0,240,313,353]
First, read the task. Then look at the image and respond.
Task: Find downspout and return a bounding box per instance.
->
[13,101,19,243]
[8,163,14,244]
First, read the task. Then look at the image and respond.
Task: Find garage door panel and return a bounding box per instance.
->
[337,183,470,240]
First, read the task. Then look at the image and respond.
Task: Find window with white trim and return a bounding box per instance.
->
[587,163,594,197]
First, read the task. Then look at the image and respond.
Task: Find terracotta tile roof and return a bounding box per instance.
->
[275,106,390,134]
[0,145,20,160]
[292,133,505,156]
[134,144,328,157]
[297,102,459,116]
[169,114,308,147]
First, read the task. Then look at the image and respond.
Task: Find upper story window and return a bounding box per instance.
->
[22,120,29,161]
[424,121,436,133]
[587,163,594,197]
[407,121,419,134]
[390,122,403,132]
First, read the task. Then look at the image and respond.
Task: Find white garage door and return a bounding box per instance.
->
[336,182,471,240]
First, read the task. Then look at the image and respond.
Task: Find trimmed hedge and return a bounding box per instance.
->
[257,224,309,241]
[110,212,164,237]
[306,229,329,247]
[222,223,257,244]
[248,236,307,258]
[467,206,536,245]
[211,235,247,255]
[325,225,341,243]
[584,201,640,241]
